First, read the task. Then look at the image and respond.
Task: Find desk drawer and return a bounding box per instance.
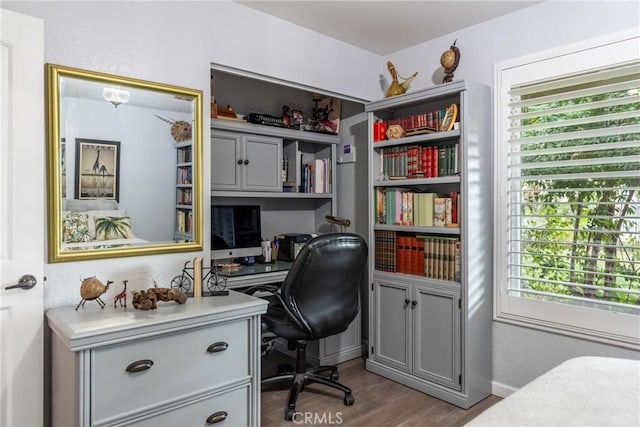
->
[92,319,249,424]
[122,384,249,427]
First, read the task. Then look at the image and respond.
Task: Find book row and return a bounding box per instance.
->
[379,143,460,179]
[374,231,461,282]
[383,106,456,135]
[177,166,192,185]
[375,189,459,227]
[299,158,331,193]
[176,209,193,234]
[177,146,192,163]
[177,188,192,205]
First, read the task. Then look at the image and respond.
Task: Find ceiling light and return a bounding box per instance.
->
[102,87,130,108]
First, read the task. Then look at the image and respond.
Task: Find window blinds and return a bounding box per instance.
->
[506,60,640,313]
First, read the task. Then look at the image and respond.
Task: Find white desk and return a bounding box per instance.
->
[217,260,293,289]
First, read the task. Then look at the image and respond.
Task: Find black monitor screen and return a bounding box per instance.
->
[211,205,262,250]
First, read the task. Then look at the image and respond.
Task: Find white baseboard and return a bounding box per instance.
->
[491,381,517,398]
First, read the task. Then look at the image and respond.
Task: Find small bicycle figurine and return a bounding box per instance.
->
[171,260,228,296]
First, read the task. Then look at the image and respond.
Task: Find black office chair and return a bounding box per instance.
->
[247,233,368,421]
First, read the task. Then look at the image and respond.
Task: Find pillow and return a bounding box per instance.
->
[62,213,92,243]
[85,209,128,239]
[65,199,118,212]
[94,216,135,241]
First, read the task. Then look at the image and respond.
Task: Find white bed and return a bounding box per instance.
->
[466,356,640,427]
[60,199,147,250]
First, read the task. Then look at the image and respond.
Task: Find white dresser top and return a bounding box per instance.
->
[47,290,268,351]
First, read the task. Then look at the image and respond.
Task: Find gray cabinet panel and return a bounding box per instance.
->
[243,134,282,191]
[413,285,461,390]
[211,132,241,189]
[374,278,411,372]
[211,131,282,192]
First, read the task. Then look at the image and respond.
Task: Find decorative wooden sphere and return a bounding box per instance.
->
[440,49,457,70]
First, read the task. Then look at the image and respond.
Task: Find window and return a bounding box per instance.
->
[494,30,640,348]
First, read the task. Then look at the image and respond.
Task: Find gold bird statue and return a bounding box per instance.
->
[385,61,418,98]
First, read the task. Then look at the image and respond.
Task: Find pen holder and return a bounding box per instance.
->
[261,241,272,263]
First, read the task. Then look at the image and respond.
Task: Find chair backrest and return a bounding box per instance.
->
[279,233,368,340]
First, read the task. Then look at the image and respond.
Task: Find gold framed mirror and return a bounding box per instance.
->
[46,64,203,262]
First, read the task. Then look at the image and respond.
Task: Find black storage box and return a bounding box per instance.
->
[277,233,312,261]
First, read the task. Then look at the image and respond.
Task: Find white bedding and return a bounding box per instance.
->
[62,237,148,250]
[466,356,640,427]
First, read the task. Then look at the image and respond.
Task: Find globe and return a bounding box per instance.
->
[441,49,456,69]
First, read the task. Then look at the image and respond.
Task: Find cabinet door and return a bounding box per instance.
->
[242,135,282,191]
[413,284,461,390]
[211,132,242,190]
[373,277,411,373]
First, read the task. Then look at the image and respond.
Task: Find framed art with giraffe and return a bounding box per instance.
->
[74,138,120,201]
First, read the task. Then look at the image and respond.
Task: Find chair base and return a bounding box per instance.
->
[262,346,355,420]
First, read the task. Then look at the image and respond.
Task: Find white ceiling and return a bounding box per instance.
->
[236,1,543,55]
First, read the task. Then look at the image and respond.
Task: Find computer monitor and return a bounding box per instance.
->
[211,204,262,260]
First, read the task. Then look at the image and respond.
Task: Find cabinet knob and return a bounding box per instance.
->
[411,300,417,308]
[237,159,243,165]
[404,298,411,307]
[244,159,249,165]
[125,359,154,373]
[206,411,228,425]
[206,341,229,353]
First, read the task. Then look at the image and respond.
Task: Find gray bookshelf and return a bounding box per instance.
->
[366,81,493,408]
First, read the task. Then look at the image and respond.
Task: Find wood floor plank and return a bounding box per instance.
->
[261,353,501,426]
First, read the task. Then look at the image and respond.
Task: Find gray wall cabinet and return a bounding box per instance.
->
[366,81,493,409]
[211,130,283,192]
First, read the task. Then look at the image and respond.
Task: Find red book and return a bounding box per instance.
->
[451,191,458,225]
[417,238,425,276]
[411,237,420,275]
[431,146,438,177]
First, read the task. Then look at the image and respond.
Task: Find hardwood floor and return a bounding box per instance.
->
[261,352,501,426]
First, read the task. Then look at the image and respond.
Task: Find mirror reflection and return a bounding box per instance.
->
[46,64,203,262]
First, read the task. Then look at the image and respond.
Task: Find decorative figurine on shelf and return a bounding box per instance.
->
[386,124,406,140]
[113,280,128,308]
[385,61,418,98]
[131,287,187,311]
[75,277,112,310]
[440,40,461,84]
[282,105,291,128]
[155,114,192,143]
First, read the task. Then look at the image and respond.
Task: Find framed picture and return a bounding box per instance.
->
[74,138,120,201]
[439,103,458,132]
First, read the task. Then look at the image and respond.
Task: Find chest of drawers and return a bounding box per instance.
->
[47,291,267,426]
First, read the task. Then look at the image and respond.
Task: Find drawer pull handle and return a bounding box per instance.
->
[206,410,228,424]
[125,359,154,373]
[206,342,229,353]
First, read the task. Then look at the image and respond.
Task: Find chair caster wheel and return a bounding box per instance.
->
[286,408,296,420]
[344,394,354,406]
[331,371,340,381]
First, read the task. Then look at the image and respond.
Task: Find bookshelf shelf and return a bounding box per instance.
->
[373,224,461,235]
[366,81,493,409]
[175,143,193,241]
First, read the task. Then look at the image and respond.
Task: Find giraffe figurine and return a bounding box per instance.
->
[114,280,128,308]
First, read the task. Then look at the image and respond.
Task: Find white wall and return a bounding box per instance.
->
[385,0,640,391]
[1,0,381,308]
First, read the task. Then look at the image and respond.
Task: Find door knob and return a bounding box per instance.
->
[4,274,37,290]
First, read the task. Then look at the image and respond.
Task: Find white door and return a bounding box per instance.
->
[0,8,45,427]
